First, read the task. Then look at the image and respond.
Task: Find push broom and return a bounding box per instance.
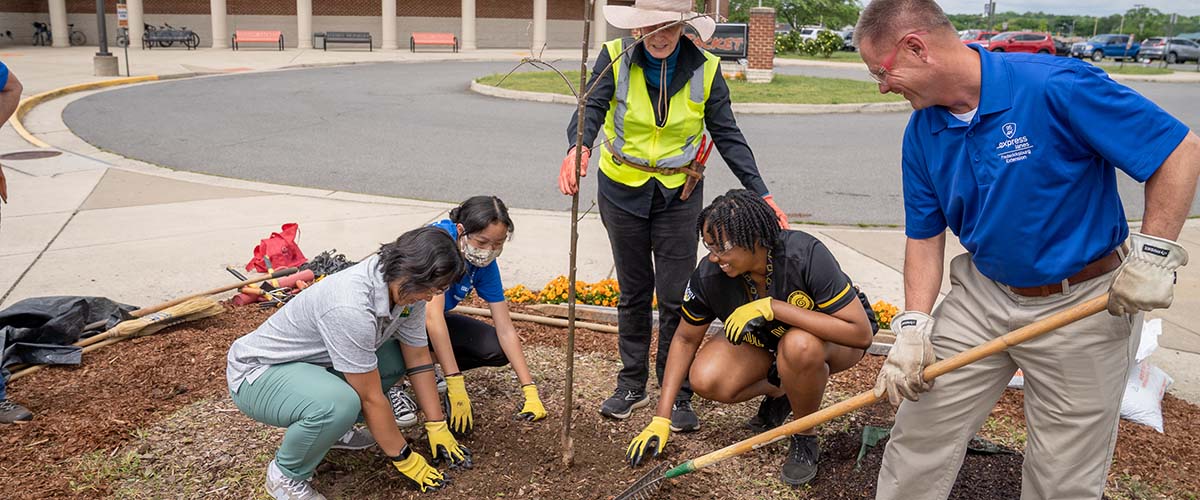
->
[615,293,1110,500]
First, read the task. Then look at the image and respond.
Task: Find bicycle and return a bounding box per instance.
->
[32,22,86,46]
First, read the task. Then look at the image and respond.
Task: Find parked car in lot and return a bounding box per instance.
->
[1139,37,1200,64]
[988,32,1056,54]
[1070,34,1139,61]
[797,26,832,41]
[841,29,856,51]
[960,29,999,49]
[1053,38,1072,56]
[988,30,1056,53]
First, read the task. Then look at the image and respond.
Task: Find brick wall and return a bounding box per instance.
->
[227,0,294,16]
[6,0,44,13]
[747,6,773,70]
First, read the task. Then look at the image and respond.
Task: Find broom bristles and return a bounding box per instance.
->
[97,297,224,341]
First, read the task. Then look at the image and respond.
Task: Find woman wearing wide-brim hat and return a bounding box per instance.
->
[558,0,790,433]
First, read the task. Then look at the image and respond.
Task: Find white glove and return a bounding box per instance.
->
[1108,233,1189,316]
[874,311,936,406]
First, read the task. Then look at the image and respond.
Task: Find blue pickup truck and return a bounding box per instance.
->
[1070,34,1140,61]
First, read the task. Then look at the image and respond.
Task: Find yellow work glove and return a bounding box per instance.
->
[443,374,473,435]
[516,383,548,421]
[723,298,774,345]
[627,416,671,467]
[426,420,472,469]
[390,445,446,492]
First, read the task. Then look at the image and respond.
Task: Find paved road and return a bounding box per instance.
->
[63,60,1200,225]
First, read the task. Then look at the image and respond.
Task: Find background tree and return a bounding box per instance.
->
[728,0,862,29]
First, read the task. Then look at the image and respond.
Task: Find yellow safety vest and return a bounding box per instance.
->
[600,37,720,189]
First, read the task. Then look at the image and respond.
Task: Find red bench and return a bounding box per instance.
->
[232,30,284,51]
[410,32,458,53]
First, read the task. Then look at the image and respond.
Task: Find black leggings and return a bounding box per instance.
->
[437,313,510,371]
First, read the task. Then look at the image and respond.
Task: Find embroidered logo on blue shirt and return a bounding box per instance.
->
[995,121,1034,165]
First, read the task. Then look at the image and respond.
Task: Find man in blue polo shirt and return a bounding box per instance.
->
[854,0,1199,498]
[0,60,30,425]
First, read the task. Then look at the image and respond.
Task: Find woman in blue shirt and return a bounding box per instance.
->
[402,196,546,435]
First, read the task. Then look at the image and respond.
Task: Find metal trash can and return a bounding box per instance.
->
[313,32,326,50]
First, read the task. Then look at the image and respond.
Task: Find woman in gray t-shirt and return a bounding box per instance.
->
[227,227,469,498]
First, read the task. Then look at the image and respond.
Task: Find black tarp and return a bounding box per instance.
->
[0,296,137,373]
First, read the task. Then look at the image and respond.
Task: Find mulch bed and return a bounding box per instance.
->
[2,303,1197,499]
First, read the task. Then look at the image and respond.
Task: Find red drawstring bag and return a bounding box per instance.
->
[245,223,308,272]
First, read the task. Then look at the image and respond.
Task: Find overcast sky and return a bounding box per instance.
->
[928,0,1200,17]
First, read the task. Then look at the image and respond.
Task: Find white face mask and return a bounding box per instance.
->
[460,236,501,267]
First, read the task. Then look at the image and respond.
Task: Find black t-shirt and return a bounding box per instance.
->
[680,230,875,351]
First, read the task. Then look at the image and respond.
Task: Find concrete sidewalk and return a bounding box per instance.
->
[2,45,1199,403]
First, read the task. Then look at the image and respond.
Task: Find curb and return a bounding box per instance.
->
[470,80,911,115]
[10,75,161,148]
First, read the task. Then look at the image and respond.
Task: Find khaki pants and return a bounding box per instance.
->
[877,253,1140,500]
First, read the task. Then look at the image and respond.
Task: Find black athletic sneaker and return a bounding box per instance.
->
[669,399,700,432]
[598,388,649,419]
[781,434,820,486]
[746,394,791,433]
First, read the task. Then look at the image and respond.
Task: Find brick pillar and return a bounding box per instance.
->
[746,7,775,83]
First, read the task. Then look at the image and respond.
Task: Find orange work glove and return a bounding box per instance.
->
[762,194,789,229]
[558,146,590,196]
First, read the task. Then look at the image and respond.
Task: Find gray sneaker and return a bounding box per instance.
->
[330,427,376,450]
[0,399,32,424]
[265,460,327,500]
[387,386,420,428]
[599,388,649,420]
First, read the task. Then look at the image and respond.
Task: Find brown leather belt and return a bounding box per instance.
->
[1008,250,1122,297]
[605,142,701,175]
[603,139,705,200]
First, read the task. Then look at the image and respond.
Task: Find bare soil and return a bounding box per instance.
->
[2,304,1196,499]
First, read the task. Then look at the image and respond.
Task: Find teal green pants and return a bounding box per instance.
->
[230,339,406,480]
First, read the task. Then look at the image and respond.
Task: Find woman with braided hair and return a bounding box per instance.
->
[624,189,878,487]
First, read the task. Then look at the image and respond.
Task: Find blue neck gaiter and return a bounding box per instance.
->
[641,43,680,89]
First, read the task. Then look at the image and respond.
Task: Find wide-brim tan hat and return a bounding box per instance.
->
[603,0,717,41]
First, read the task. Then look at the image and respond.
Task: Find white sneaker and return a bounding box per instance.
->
[330,426,376,450]
[265,460,327,500]
[387,385,420,428]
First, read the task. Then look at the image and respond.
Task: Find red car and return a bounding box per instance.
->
[988,31,1056,54]
[960,30,999,48]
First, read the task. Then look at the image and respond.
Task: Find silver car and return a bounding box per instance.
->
[1140,37,1200,64]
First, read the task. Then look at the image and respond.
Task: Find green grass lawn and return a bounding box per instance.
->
[477,70,905,105]
[777,51,864,63]
[1101,64,1174,75]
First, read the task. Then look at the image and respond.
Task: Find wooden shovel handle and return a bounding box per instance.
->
[80,267,299,333]
[686,293,1110,472]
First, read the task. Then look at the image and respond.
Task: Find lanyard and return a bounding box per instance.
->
[742,249,773,301]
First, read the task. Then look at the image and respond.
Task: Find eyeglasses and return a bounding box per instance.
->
[868,30,927,84]
[704,240,735,256]
[465,232,509,251]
